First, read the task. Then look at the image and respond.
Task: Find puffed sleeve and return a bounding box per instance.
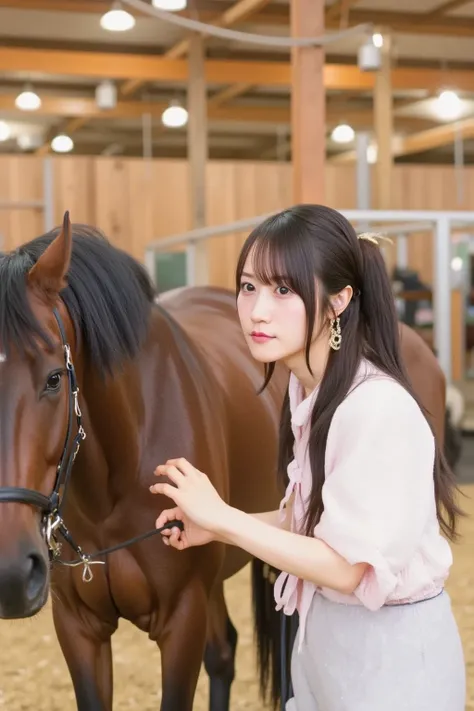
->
[313,376,436,610]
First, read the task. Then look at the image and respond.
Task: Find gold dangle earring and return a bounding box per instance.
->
[329,316,342,351]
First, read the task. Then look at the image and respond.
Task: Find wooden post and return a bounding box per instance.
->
[374,32,393,209]
[291,0,325,204]
[187,33,208,285]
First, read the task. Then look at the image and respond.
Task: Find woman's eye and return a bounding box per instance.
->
[276,286,291,296]
[45,372,62,393]
[241,282,255,292]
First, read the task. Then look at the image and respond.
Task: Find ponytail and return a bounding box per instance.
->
[350,233,462,541]
[357,233,408,377]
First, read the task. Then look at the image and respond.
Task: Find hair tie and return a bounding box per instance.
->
[357,232,393,247]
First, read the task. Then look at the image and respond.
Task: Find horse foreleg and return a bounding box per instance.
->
[158,580,209,711]
[52,595,117,711]
[204,582,238,711]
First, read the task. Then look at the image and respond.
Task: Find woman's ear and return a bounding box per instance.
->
[330,285,353,317]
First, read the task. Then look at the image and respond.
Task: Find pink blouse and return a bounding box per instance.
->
[274,359,453,651]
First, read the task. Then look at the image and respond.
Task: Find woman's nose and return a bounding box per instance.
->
[250,292,271,323]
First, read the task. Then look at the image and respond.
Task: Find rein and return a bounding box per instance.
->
[0,308,182,583]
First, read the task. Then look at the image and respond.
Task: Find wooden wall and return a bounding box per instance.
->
[0,155,472,290]
[1,154,470,380]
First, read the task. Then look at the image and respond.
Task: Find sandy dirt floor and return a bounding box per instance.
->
[0,485,473,710]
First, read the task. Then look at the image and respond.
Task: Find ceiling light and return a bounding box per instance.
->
[0,121,11,142]
[161,102,188,128]
[367,144,377,164]
[357,36,381,72]
[95,80,117,109]
[435,90,462,121]
[372,33,383,48]
[152,0,187,9]
[17,134,34,150]
[15,88,41,111]
[331,124,355,144]
[100,3,135,31]
[51,134,74,153]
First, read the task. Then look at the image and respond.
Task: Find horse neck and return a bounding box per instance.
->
[65,357,143,519]
[68,307,196,520]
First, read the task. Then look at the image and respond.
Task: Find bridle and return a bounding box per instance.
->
[0,308,182,583]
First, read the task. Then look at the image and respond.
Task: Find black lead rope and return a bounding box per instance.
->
[55,518,185,582]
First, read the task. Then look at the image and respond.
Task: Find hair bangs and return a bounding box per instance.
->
[236,215,318,308]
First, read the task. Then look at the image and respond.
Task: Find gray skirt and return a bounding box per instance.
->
[286,590,465,711]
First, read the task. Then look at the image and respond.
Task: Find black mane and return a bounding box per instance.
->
[0,223,156,374]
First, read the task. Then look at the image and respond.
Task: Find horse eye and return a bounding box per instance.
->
[45,372,62,393]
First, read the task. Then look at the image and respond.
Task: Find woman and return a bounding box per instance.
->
[150,204,465,710]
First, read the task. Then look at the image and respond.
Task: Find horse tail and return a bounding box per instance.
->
[251,558,291,710]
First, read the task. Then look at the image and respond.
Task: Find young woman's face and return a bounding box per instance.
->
[236,251,310,365]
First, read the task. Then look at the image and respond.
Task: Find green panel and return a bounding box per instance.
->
[155,251,187,294]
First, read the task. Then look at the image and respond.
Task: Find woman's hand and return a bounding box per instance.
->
[155,506,216,550]
[149,457,230,535]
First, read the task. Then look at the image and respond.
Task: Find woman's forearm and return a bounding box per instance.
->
[216,506,367,595]
[251,510,281,527]
[251,506,292,531]
[213,510,284,545]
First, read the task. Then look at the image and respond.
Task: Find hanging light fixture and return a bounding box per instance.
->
[372,33,383,48]
[161,101,188,128]
[51,134,74,153]
[435,90,462,121]
[17,134,34,150]
[331,124,355,144]
[152,0,188,10]
[15,85,41,111]
[100,1,135,31]
[95,80,117,109]
[366,144,378,164]
[0,121,11,142]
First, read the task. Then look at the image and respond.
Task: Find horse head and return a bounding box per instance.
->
[0,211,74,618]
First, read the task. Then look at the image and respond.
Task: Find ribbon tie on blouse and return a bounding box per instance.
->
[273,373,321,651]
[274,458,303,616]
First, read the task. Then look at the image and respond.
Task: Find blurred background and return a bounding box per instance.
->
[1,1,474,709]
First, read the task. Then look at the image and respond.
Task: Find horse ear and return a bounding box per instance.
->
[28,211,72,302]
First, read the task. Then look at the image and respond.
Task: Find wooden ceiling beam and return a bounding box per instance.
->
[0,0,233,15]
[0,93,442,131]
[398,118,474,155]
[3,1,474,33]
[208,83,254,107]
[0,94,290,123]
[330,116,474,163]
[5,47,474,91]
[0,95,168,118]
[0,0,111,10]
[326,10,474,36]
[425,0,471,17]
[325,0,363,23]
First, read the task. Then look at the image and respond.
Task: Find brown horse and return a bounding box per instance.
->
[0,213,447,711]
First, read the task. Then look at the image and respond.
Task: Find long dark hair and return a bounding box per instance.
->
[236,204,461,541]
